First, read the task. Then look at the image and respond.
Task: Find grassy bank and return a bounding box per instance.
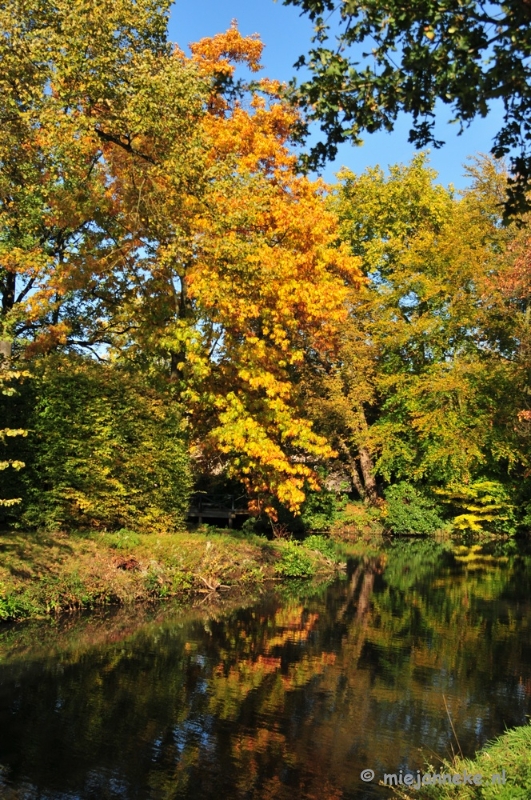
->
[392,723,531,799]
[0,527,348,622]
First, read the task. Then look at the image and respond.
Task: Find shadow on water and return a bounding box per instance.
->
[1,537,531,799]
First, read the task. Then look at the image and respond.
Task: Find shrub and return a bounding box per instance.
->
[275,541,315,577]
[303,534,338,559]
[21,356,192,532]
[383,482,446,535]
[436,480,518,535]
[299,487,348,532]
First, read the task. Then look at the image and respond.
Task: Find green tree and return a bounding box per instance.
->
[302,155,528,506]
[284,0,531,215]
[20,356,192,532]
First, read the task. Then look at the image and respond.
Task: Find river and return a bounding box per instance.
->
[1,537,530,799]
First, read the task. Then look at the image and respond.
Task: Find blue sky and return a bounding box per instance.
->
[169,0,504,190]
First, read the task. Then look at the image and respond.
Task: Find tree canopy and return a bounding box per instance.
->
[2,0,531,530]
[0,6,361,518]
[300,154,531,522]
[284,0,531,215]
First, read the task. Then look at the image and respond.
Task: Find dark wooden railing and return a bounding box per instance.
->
[187,495,249,528]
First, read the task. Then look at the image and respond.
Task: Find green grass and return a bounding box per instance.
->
[392,723,531,799]
[0,527,347,622]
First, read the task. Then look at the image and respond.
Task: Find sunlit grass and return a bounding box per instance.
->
[0,527,346,621]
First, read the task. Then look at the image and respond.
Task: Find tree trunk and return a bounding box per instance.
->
[1,270,15,359]
[338,438,367,500]
[1,270,15,314]
[358,446,379,504]
[355,405,380,504]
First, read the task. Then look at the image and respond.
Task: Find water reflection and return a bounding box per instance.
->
[1,538,531,799]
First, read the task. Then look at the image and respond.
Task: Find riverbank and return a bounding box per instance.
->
[392,722,531,799]
[0,527,349,622]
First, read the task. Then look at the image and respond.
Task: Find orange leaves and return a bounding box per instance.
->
[24,323,72,357]
[498,235,531,300]
[186,171,360,353]
[189,21,263,78]
[203,107,298,175]
[155,27,363,513]
[190,24,299,177]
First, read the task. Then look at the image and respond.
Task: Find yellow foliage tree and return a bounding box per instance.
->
[110,26,362,514]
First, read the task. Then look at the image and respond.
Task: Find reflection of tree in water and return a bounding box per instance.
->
[1,543,531,799]
[339,555,385,621]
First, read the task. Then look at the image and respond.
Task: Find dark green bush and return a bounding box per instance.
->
[299,486,348,532]
[21,356,192,532]
[275,542,315,577]
[383,482,446,535]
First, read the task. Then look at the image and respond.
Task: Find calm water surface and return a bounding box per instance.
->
[1,538,531,799]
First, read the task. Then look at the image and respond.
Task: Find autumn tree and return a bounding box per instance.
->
[303,155,528,502]
[101,26,362,515]
[0,0,206,357]
[1,9,361,518]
